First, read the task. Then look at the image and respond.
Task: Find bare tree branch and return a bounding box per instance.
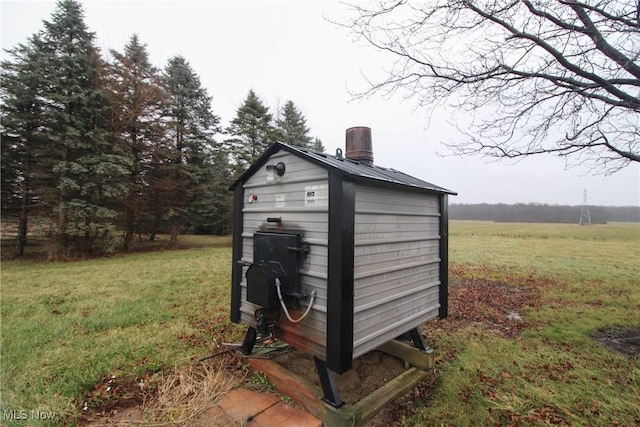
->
[566,1,640,79]
[340,0,640,174]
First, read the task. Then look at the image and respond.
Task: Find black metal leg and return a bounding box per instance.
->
[241,327,257,355]
[314,357,344,408]
[408,328,430,351]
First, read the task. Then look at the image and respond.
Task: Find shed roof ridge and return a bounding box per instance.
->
[230,141,456,195]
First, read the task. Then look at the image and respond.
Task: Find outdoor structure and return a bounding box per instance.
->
[229,127,455,411]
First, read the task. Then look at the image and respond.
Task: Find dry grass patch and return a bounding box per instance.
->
[81,360,241,426]
[144,361,239,424]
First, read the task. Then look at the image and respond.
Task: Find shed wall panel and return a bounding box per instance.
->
[239,151,329,361]
[352,183,442,358]
[355,186,440,215]
[244,150,329,188]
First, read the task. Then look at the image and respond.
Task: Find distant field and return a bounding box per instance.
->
[1,222,639,426]
[450,221,639,281]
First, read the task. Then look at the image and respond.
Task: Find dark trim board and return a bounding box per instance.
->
[438,194,449,319]
[326,171,356,374]
[230,184,244,323]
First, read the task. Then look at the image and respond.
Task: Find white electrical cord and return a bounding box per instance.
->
[275,278,317,323]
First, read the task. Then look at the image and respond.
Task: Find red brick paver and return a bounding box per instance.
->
[219,388,281,422]
[196,387,322,427]
[253,401,322,427]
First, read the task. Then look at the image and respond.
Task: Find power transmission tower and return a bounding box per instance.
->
[579,189,592,225]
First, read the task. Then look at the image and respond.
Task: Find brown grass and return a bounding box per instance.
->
[142,360,239,425]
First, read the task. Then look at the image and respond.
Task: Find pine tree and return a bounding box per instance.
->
[1,36,48,256]
[36,0,130,258]
[311,137,326,153]
[225,90,277,176]
[159,56,223,244]
[276,100,312,148]
[107,34,167,250]
[187,147,232,235]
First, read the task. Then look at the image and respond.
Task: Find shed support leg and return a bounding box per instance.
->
[314,357,344,408]
[408,328,431,352]
[241,327,257,355]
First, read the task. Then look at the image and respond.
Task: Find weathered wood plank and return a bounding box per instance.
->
[377,339,436,371]
[354,367,427,424]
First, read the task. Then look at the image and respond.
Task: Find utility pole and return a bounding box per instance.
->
[579,189,592,226]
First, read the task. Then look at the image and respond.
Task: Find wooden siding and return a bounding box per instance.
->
[352,184,441,358]
[239,151,329,360]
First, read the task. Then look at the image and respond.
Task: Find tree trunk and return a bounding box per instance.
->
[15,191,28,257]
[169,222,179,248]
[123,205,135,251]
[50,196,68,261]
[15,215,27,257]
[149,216,159,241]
[14,156,32,257]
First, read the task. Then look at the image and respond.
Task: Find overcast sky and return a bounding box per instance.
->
[2,0,639,207]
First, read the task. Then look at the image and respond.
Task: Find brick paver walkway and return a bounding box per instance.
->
[194,387,322,427]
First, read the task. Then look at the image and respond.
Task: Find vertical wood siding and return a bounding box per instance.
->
[239,151,329,360]
[352,184,442,358]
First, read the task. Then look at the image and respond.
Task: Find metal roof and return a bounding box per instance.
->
[230,141,456,195]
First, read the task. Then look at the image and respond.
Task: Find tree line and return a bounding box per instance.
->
[1,0,325,259]
[450,204,640,224]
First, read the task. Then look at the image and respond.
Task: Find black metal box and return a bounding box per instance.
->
[246,232,303,308]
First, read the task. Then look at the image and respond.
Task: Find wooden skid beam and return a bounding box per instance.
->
[377,339,436,371]
[354,367,426,424]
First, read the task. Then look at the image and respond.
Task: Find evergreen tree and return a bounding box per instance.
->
[311,137,326,153]
[225,90,277,176]
[36,0,130,258]
[1,36,48,256]
[187,147,232,235]
[275,100,312,148]
[107,34,167,250]
[160,56,223,244]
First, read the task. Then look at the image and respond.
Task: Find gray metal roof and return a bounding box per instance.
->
[231,141,456,195]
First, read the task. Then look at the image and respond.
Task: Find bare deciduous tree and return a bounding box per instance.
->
[343,0,640,174]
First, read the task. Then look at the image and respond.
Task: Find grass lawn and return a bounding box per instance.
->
[1,235,244,426]
[1,222,639,426]
[411,221,640,426]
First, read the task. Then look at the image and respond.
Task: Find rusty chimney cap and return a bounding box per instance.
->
[345,126,373,166]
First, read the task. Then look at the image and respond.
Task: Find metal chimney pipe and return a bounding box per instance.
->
[345,126,373,166]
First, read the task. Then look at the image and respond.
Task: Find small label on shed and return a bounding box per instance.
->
[275,194,286,208]
[304,185,328,207]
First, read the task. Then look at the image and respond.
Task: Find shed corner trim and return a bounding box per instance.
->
[326,171,356,374]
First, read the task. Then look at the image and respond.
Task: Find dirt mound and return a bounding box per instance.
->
[272,349,406,405]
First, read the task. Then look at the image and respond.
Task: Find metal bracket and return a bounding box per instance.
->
[408,328,430,351]
[241,327,257,355]
[314,357,344,408]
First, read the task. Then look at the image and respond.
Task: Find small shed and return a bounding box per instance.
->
[229,127,455,406]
